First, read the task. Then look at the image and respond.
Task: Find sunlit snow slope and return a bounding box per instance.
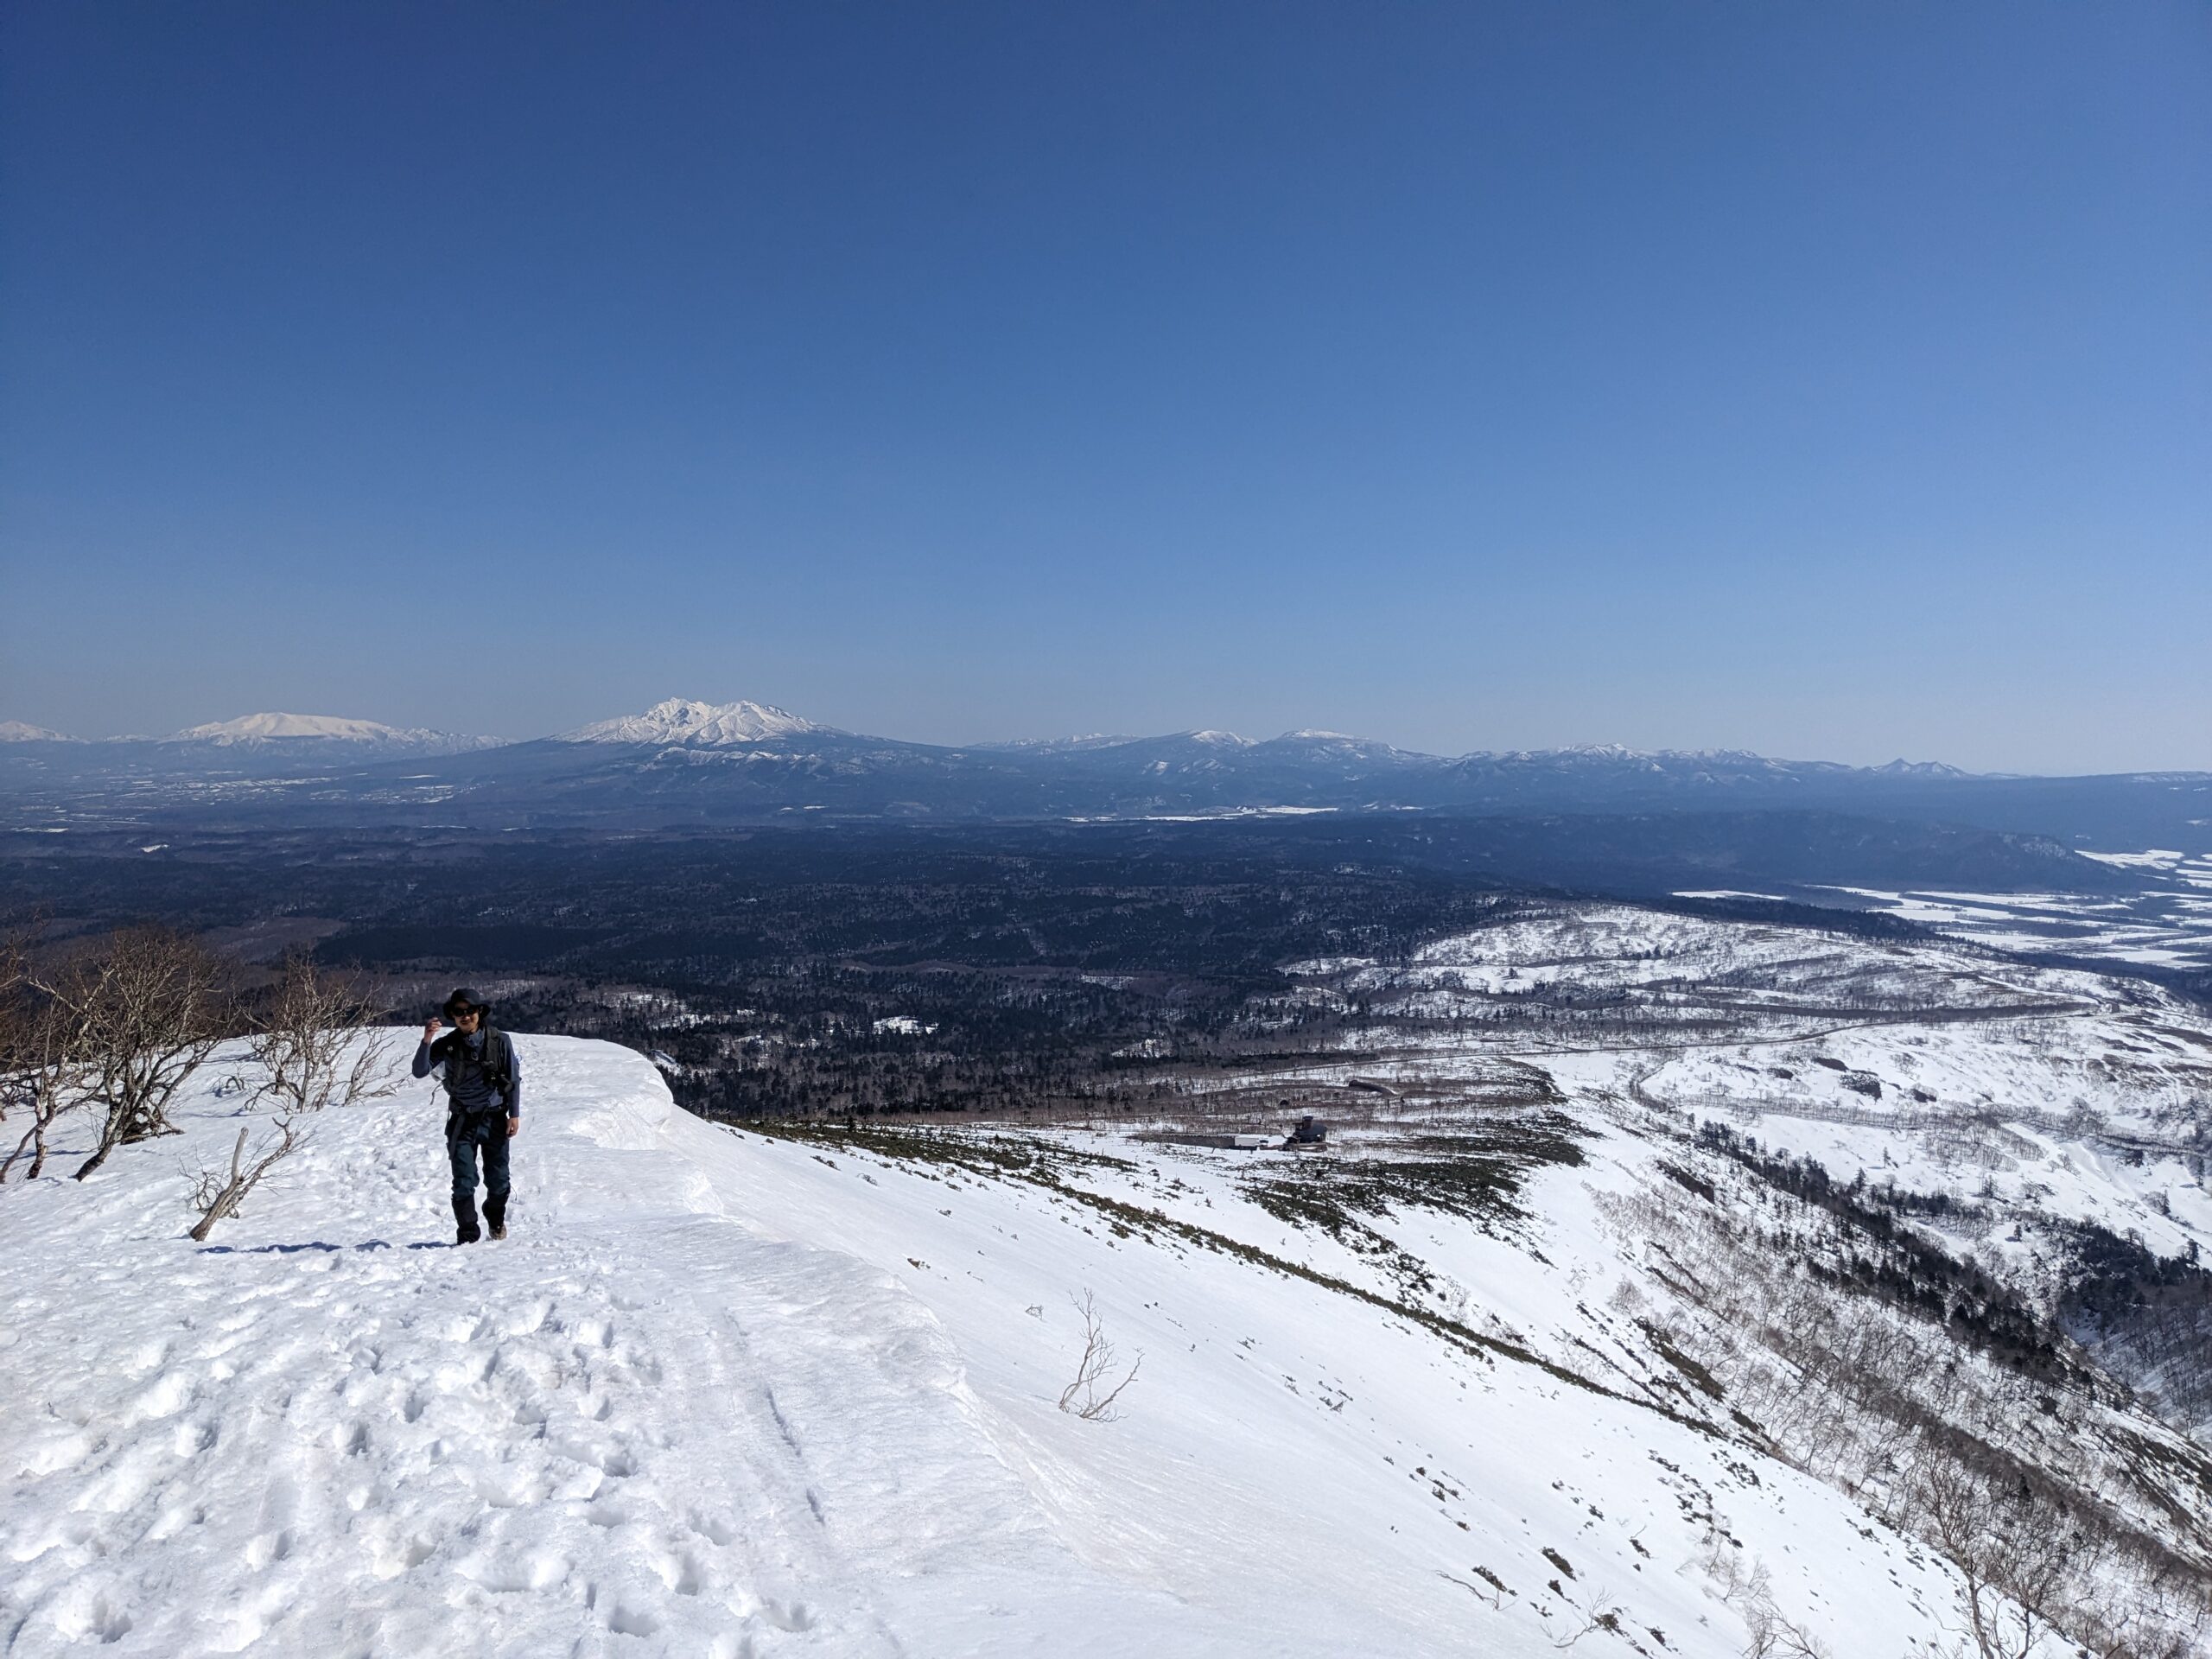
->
[1,1022,2181,1656]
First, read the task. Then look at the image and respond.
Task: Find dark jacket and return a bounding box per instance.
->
[414,1027,522,1120]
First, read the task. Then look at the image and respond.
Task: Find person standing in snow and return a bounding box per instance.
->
[415,988,522,1244]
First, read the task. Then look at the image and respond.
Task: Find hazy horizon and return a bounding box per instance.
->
[8,690,2207,777]
[3,3,2206,774]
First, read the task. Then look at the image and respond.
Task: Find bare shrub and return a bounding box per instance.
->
[34,926,231,1180]
[186,956,391,1242]
[1546,1580,1626,1650]
[1057,1289,1141,1421]
[1696,1534,1832,1658]
[0,945,92,1181]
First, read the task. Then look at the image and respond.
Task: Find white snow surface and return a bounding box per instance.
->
[0,722,76,743]
[557,699,830,747]
[1811,877,2212,971]
[1278,903,2212,1340]
[0,1027,2037,1659]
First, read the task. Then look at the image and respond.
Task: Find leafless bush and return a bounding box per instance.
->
[1057,1289,1141,1421]
[1546,1580,1627,1650]
[186,955,391,1242]
[1696,1535,1832,1657]
[34,926,231,1180]
[249,956,391,1121]
[0,944,93,1181]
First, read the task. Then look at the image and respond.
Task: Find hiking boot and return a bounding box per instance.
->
[484,1195,508,1241]
[453,1194,481,1245]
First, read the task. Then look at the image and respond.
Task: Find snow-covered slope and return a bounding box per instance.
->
[10,1004,2203,1655]
[3,1041,1215,1657]
[1275,902,2212,1427]
[0,722,76,743]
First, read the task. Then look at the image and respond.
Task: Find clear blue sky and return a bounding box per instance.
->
[3,3,2206,771]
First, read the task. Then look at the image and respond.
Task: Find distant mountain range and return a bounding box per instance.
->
[0,696,1988,785]
[0,711,500,755]
[3,697,2208,864]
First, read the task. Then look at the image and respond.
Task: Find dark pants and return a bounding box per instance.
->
[448,1110,512,1202]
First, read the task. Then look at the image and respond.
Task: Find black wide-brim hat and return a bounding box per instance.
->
[443,987,486,1016]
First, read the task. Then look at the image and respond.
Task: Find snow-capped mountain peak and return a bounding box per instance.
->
[0,720,76,742]
[1267,730,1412,761]
[557,696,832,746]
[165,713,498,752]
[171,712,400,743]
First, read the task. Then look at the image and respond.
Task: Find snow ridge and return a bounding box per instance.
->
[0,1038,1204,1658]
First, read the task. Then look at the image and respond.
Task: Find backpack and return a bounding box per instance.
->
[440,1024,514,1106]
[475,1024,514,1093]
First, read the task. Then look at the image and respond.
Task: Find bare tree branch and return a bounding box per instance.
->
[34,926,232,1181]
[1058,1289,1142,1422]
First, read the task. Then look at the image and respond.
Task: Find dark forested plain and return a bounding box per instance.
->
[7,810,2197,1122]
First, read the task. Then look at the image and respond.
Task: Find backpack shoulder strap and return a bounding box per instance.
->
[480,1024,513,1085]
